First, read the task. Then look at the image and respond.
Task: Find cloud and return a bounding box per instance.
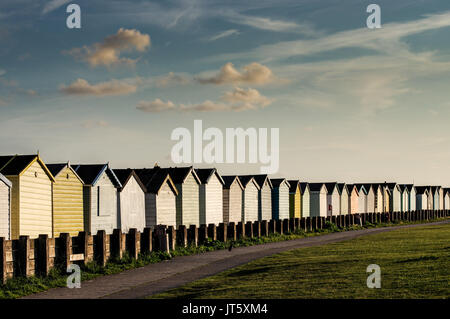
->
[223,11,317,35]
[65,28,150,67]
[60,78,137,96]
[207,29,240,41]
[222,87,273,108]
[196,62,274,85]
[42,0,71,14]
[137,87,272,113]
[137,99,176,112]
[155,72,190,87]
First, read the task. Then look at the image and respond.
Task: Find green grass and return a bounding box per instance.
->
[0,218,446,299]
[151,222,450,299]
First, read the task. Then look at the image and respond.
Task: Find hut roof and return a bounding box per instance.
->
[134,168,177,195]
[47,163,84,184]
[73,164,121,187]
[0,154,55,182]
[288,180,300,193]
[113,169,147,192]
[270,178,290,188]
[0,173,11,188]
[299,182,309,194]
[222,175,244,190]
[194,168,224,185]
[324,182,338,194]
[309,183,326,192]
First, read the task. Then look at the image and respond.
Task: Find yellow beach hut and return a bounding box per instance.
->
[47,163,84,237]
[0,154,55,239]
[288,180,301,219]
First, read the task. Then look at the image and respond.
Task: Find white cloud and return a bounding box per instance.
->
[65,28,150,68]
[42,0,70,14]
[137,99,176,112]
[207,29,240,41]
[196,62,274,85]
[137,87,272,113]
[60,78,137,96]
[155,72,190,87]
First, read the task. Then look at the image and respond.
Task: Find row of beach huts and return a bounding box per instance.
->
[0,154,448,240]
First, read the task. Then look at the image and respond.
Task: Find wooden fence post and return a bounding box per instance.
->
[126,229,140,260]
[253,221,261,238]
[177,225,188,248]
[154,226,169,253]
[276,219,284,234]
[261,220,269,236]
[0,238,6,284]
[269,220,276,234]
[218,223,227,242]
[167,226,176,251]
[141,228,153,254]
[207,224,217,241]
[199,224,208,243]
[37,234,50,276]
[227,222,237,241]
[94,230,107,266]
[245,222,254,238]
[188,225,198,247]
[237,222,245,239]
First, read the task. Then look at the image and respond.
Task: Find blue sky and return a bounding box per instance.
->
[1,0,450,184]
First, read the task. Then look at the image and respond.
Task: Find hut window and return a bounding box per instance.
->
[66,174,70,179]
[34,172,38,178]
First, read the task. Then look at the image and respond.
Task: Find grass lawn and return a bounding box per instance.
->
[151,223,450,299]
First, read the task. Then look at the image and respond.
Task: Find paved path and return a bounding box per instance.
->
[23,220,449,299]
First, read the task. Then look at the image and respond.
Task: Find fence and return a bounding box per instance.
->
[0,209,448,284]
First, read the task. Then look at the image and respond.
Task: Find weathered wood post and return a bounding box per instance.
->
[305,217,311,232]
[218,223,227,242]
[167,226,177,251]
[269,219,276,234]
[289,218,295,232]
[57,233,71,270]
[283,219,290,233]
[253,221,261,238]
[141,227,153,253]
[188,225,198,247]
[199,224,208,243]
[261,220,269,236]
[300,218,306,232]
[126,229,140,260]
[37,234,50,276]
[0,237,7,284]
[331,216,337,228]
[237,222,246,239]
[245,222,254,238]
[78,232,93,264]
[111,229,126,259]
[154,226,169,253]
[208,224,217,241]
[177,225,188,248]
[276,219,284,234]
[227,222,237,241]
[94,230,108,266]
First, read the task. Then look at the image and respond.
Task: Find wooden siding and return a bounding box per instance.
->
[155,181,176,227]
[223,179,242,223]
[409,188,416,211]
[301,188,310,217]
[416,194,427,210]
[289,186,301,218]
[199,174,223,225]
[444,194,450,210]
[310,188,327,217]
[366,188,375,213]
[349,189,359,214]
[259,182,272,221]
[86,171,117,235]
[439,189,444,210]
[272,183,289,220]
[340,190,349,214]
[390,188,401,212]
[358,191,366,213]
[14,161,53,239]
[176,173,199,227]
[0,180,10,239]
[118,175,146,233]
[52,167,84,237]
[327,191,340,216]
[243,182,259,222]
[375,189,383,213]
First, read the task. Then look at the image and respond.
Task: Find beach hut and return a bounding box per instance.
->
[430,186,440,210]
[0,154,55,239]
[387,183,401,212]
[398,185,409,212]
[444,189,450,210]
[406,185,416,211]
[362,184,375,213]
[355,184,367,213]
[371,184,384,213]
[324,183,340,216]
[252,175,273,221]
[337,183,349,215]
[300,182,310,218]
[113,169,146,233]
[134,168,178,227]
[162,167,201,227]
[222,176,244,224]
[288,180,301,219]
[47,163,84,237]
[271,179,290,220]
[309,183,328,217]
[238,176,260,222]
[0,173,11,239]
[415,187,429,210]
[439,187,444,210]
[73,164,121,235]
[195,168,224,225]
[346,184,359,214]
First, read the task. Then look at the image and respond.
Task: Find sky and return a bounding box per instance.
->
[1,0,450,185]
